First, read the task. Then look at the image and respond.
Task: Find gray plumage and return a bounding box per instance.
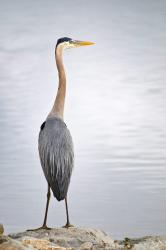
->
[38,116,74,201]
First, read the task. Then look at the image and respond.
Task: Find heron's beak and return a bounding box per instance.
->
[73,40,95,47]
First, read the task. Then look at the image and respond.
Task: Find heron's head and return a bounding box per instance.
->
[56,37,94,50]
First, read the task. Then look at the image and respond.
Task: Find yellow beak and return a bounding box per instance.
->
[74,40,95,46]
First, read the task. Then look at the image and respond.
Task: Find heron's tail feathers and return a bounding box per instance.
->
[49,179,69,201]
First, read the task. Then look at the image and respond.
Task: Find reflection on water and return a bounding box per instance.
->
[0,0,166,239]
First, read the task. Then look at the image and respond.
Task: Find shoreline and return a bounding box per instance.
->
[0,224,166,249]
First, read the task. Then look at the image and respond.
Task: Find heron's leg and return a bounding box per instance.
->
[63,196,74,228]
[42,185,51,228]
[27,185,51,231]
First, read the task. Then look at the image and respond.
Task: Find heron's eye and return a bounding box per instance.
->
[64,41,75,49]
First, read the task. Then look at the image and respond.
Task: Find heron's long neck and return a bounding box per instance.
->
[49,45,66,120]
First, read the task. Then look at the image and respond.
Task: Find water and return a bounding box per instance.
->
[0,0,166,239]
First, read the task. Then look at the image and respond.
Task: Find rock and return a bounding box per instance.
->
[0,235,34,250]
[118,236,166,250]
[9,227,116,249]
[22,237,50,249]
[21,237,73,250]
[0,235,69,250]
[0,227,165,250]
[0,225,4,235]
[132,236,166,250]
[79,242,93,250]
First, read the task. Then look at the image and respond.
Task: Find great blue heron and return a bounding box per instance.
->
[32,37,94,230]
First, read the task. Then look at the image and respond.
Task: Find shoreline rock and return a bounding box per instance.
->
[8,227,115,249]
[0,224,166,249]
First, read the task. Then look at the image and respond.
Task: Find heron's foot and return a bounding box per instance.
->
[27,225,52,231]
[63,223,74,229]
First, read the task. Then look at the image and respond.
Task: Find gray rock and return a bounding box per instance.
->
[118,236,166,250]
[2,227,166,250]
[0,235,34,250]
[79,242,93,250]
[132,236,166,250]
[9,227,116,249]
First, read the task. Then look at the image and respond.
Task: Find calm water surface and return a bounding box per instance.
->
[0,0,166,239]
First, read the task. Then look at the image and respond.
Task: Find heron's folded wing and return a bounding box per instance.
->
[38,118,74,201]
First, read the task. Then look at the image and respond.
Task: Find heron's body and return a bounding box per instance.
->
[39,116,74,201]
[30,37,94,230]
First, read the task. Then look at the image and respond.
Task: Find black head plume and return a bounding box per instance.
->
[56,37,72,47]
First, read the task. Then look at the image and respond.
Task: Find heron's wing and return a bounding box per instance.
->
[38,117,74,201]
